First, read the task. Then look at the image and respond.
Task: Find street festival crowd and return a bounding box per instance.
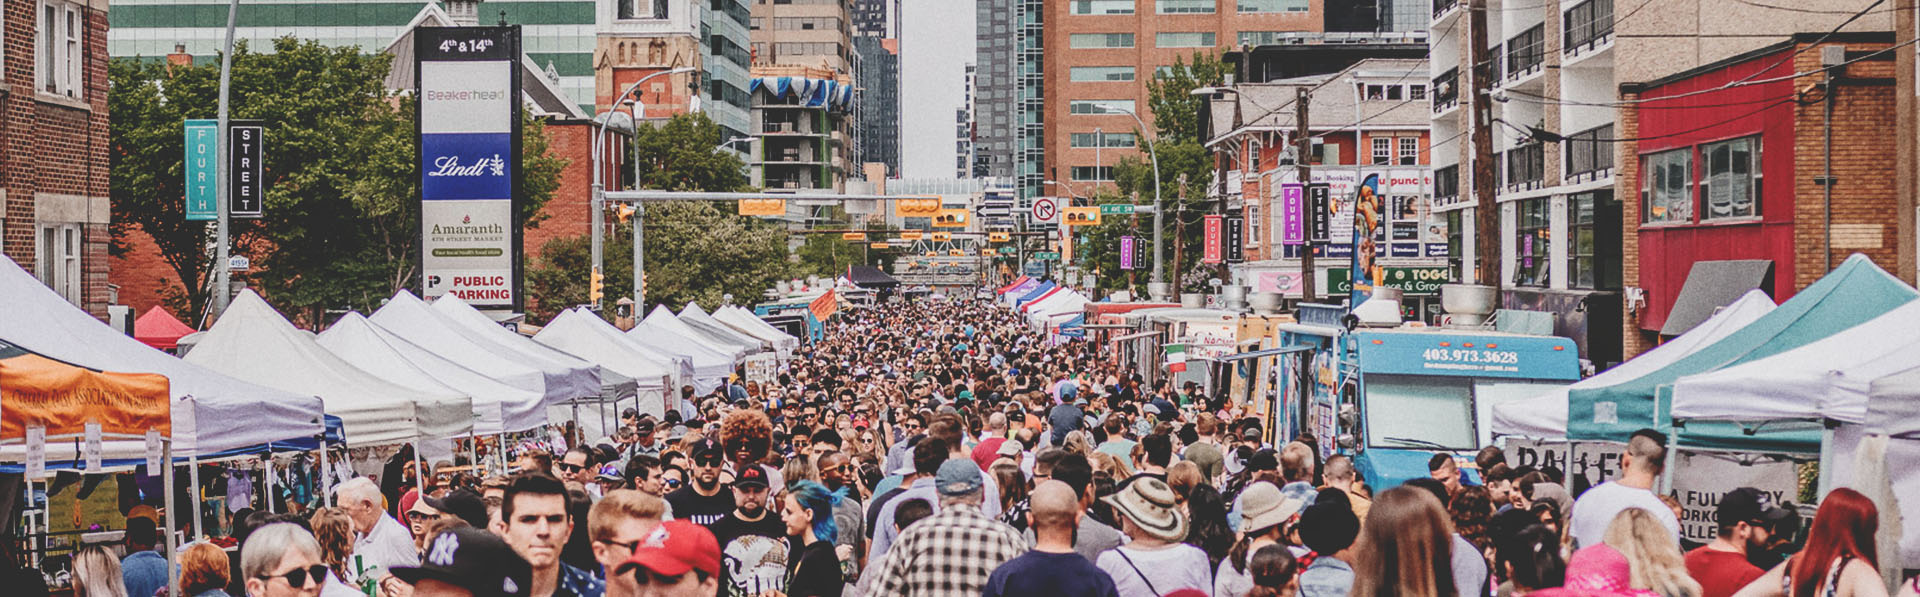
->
[19,298,1920,597]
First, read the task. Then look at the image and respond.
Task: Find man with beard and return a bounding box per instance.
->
[494,473,603,597]
[664,439,733,526]
[707,466,787,597]
[1684,487,1787,597]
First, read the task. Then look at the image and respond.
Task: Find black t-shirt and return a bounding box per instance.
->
[982,551,1118,597]
[711,509,787,551]
[786,539,843,597]
[665,484,735,526]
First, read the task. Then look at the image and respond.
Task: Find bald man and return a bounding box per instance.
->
[983,481,1119,597]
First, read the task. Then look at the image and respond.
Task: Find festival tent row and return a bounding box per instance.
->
[681,303,771,354]
[714,305,800,358]
[316,313,548,436]
[637,305,750,361]
[626,316,733,395]
[370,291,595,410]
[535,308,676,420]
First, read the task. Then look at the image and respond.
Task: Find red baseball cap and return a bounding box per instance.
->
[616,520,720,578]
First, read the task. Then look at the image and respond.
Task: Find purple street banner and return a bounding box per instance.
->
[1120,236,1135,270]
[1348,173,1383,307]
[1281,183,1305,245]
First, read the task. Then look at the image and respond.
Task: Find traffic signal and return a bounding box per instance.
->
[614,204,635,223]
[989,231,1011,243]
[1063,207,1102,227]
[738,198,786,216]
[589,267,605,304]
[842,232,868,241]
[931,232,953,241]
[934,209,969,228]
[897,197,941,216]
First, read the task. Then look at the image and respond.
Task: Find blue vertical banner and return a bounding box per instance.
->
[1349,173,1383,307]
[184,119,218,221]
[416,26,522,310]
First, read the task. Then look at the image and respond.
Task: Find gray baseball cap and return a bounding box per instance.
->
[935,458,983,497]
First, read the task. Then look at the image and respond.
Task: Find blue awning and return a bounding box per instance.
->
[1217,345,1317,362]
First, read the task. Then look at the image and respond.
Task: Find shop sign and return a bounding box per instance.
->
[1326,266,1451,295]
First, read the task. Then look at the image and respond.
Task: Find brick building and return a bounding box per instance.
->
[4,0,113,319]
[1617,33,1899,353]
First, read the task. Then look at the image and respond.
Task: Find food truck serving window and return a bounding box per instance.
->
[1364,375,1476,450]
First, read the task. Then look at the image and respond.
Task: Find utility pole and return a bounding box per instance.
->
[209,0,240,319]
[1295,86,1316,302]
[1468,0,1499,288]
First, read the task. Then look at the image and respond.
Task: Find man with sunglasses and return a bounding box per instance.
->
[557,449,598,492]
[664,439,734,526]
[588,490,666,597]
[494,473,602,597]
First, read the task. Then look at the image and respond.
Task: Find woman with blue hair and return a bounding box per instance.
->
[780,480,846,597]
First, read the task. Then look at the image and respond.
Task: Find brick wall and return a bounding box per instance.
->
[108,227,186,317]
[525,121,601,261]
[1615,91,1650,359]
[1790,42,1899,288]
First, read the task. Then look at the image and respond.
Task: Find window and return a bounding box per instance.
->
[1570,192,1596,289]
[1365,376,1476,450]
[1071,132,1136,148]
[1071,66,1135,82]
[1564,0,1614,52]
[1070,33,1135,49]
[1565,124,1615,178]
[1505,24,1545,80]
[1701,136,1760,220]
[37,0,83,98]
[1072,166,1115,181]
[1070,99,1136,114]
[1247,204,1262,246]
[619,0,670,19]
[1071,0,1136,14]
[1641,148,1691,224]
[1409,84,1427,99]
[1156,32,1217,48]
[1506,142,1544,187]
[1157,0,1216,13]
[1371,137,1391,165]
[1513,198,1549,287]
[1239,31,1310,45]
[1431,68,1459,113]
[1238,0,1309,12]
[775,16,842,30]
[1154,66,1179,79]
[1435,165,1460,203]
[1447,209,1468,281]
[773,42,844,58]
[1398,137,1420,165]
[37,224,81,305]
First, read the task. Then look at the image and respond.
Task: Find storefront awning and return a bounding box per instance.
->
[1660,259,1774,336]
[1110,331,1164,342]
[1217,345,1317,361]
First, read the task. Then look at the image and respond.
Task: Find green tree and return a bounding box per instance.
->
[109,38,564,324]
[1144,51,1232,144]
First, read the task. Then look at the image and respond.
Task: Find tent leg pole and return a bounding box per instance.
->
[414,441,427,495]
[318,439,332,508]
[469,432,480,474]
[498,432,508,475]
[163,442,180,597]
[264,455,275,514]
[189,455,202,542]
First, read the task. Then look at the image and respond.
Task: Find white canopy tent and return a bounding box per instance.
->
[185,291,473,445]
[1488,290,1777,440]
[679,303,769,353]
[0,258,324,458]
[626,319,733,395]
[1863,369,1920,568]
[1025,291,1089,330]
[713,306,797,358]
[317,313,547,435]
[1670,298,1920,426]
[534,309,676,419]
[430,294,618,398]
[638,305,747,361]
[369,291,582,408]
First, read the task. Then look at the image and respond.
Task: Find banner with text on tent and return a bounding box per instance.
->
[0,341,171,440]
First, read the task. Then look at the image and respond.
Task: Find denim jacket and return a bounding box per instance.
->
[1299,555,1355,597]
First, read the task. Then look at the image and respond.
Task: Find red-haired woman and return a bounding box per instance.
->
[1733,488,1886,597]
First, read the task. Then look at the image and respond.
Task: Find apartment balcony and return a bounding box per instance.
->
[1432,68,1460,116]
[1563,0,1614,65]
[1501,143,1546,194]
[1502,25,1546,91]
[1433,0,1461,24]
[1563,124,1615,185]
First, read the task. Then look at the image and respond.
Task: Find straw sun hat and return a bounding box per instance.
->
[1103,478,1189,542]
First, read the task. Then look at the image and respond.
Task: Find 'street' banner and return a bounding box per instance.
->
[418,26,522,310]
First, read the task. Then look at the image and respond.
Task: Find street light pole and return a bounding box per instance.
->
[209,0,240,320]
[592,67,694,311]
[1099,105,1164,300]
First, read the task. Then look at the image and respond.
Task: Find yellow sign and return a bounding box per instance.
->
[869,242,890,249]
[924,251,939,257]
[934,209,970,228]
[948,249,967,257]
[988,231,1011,243]
[738,198,786,216]
[931,232,953,241]
[841,232,868,241]
[1064,206,1102,226]
[897,197,942,216]
[899,231,924,241]
[981,249,996,256]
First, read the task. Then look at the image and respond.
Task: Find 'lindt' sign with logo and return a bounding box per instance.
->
[417,26,522,310]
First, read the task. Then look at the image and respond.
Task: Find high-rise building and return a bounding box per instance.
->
[852,0,901,177]
[958,64,978,178]
[748,0,858,191]
[975,0,1046,203]
[1042,0,1325,198]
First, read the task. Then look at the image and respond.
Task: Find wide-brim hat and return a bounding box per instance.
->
[1239,482,1307,533]
[1102,477,1188,542]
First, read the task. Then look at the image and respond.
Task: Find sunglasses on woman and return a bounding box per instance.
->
[257,565,330,588]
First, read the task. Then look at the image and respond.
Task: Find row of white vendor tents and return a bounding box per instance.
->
[1489,254,1920,570]
[995,277,1092,334]
[0,254,798,471]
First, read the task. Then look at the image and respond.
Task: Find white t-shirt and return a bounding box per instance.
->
[1568,481,1681,550]
[1097,543,1214,597]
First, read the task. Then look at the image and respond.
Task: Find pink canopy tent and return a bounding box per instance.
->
[133,306,196,350]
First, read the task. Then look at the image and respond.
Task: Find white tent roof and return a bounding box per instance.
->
[427,294,611,400]
[717,306,799,345]
[0,258,324,458]
[639,305,745,361]
[1025,291,1088,322]
[678,303,768,351]
[318,313,547,435]
[627,319,733,394]
[369,291,569,404]
[534,309,677,419]
[1491,290,1777,439]
[1671,298,1920,426]
[712,306,795,353]
[184,291,473,445]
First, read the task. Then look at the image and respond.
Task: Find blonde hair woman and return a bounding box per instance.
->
[306,507,358,592]
[1602,508,1702,597]
[72,544,128,597]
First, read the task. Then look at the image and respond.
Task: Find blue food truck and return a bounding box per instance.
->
[1276,305,1582,490]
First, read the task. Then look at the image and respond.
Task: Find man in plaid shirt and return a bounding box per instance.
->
[870,459,1026,597]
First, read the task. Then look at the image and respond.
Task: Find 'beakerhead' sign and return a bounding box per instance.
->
[417,26,523,310]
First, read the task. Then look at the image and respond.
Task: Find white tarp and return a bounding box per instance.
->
[185,291,473,445]
[534,309,675,419]
[627,319,733,395]
[1671,298,1920,425]
[713,306,797,358]
[1491,290,1777,439]
[0,258,323,458]
[638,305,746,361]
[679,303,769,352]
[317,313,547,435]
[428,293,615,400]
[369,291,576,406]
[717,306,799,347]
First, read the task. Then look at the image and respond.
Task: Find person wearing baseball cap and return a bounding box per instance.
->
[869,459,1027,597]
[1683,487,1789,597]
[613,521,719,597]
[707,465,787,596]
[425,489,490,530]
[664,438,734,526]
[391,527,533,597]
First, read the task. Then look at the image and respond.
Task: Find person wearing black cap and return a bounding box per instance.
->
[1684,487,1788,597]
[664,439,734,526]
[391,527,533,597]
[1295,500,1360,597]
[629,418,661,460]
[709,466,787,597]
[426,489,491,530]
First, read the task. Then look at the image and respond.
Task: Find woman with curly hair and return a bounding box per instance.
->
[722,408,779,487]
[1450,485,1496,557]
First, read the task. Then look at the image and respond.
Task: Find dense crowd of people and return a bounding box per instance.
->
[30,297,1920,597]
